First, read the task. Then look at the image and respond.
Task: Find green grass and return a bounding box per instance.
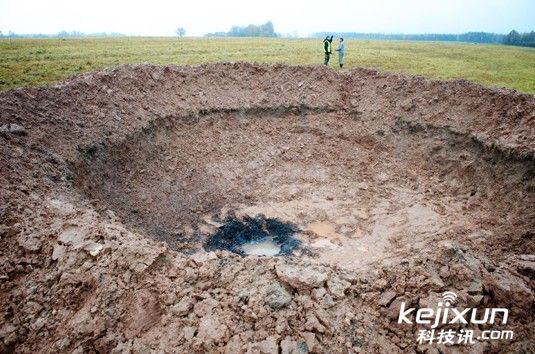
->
[1,37,534,94]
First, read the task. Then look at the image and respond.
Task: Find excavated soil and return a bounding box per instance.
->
[1,63,534,353]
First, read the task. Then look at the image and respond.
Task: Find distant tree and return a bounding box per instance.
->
[260,21,275,37]
[57,30,69,39]
[504,30,521,45]
[229,26,241,37]
[502,30,535,47]
[243,24,259,37]
[176,27,186,38]
[525,31,535,47]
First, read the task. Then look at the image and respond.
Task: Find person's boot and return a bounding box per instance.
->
[340,64,343,68]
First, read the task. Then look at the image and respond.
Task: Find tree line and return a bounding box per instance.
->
[313,32,503,44]
[205,21,278,38]
[0,30,124,38]
[313,30,535,47]
[503,30,535,47]
[1,27,533,48]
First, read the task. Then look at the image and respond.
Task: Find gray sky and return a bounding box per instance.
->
[1,0,534,36]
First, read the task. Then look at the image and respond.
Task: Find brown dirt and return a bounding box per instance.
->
[1,63,534,353]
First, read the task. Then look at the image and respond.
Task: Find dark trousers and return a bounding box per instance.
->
[324,53,330,65]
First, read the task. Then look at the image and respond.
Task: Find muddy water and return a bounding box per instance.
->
[241,239,281,256]
[306,222,342,239]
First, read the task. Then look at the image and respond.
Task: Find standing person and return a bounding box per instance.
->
[323,35,333,65]
[336,38,345,68]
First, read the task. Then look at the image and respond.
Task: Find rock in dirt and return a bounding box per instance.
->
[47,198,76,216]
[387,297,408,321]
[304,314,325,333]
[280,337,309,354]
[182,326,196,340]
[300,332,318,352]
[83,242,103,257]
[58,226,87,247]
[0,123,27,136]
[255,337,279,354]
[275,265,328,291]
[265,282,293,309]
[515,254,535,278]
[311,287,326,300]
[197,315,228,343]
[17,233,42,251]
[51,244,65,261]
[378,290,397,307]
[327,277,351,298]
[224,335,242,353]
[193,297,219,317]
[171,296,194,316]
[191,251,218,264]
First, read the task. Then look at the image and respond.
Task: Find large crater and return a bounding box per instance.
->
[2,63,535,352]
[67,64,535,267]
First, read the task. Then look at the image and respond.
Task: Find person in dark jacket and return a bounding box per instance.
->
[323,35,333,65]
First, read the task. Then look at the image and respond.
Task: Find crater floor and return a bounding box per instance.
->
[75,108,533,271]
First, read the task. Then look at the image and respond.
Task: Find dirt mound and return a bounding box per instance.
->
[1,63,534,353]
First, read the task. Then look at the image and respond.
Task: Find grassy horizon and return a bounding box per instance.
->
[0,37,534,94]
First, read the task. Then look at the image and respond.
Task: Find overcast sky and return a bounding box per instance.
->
[1,0,534,36]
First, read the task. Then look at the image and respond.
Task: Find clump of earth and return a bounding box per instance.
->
[1,63,534,353]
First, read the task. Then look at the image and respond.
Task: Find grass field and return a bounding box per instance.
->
[1,37,534,94]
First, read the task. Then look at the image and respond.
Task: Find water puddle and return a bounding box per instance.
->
[241,239,281,256]
[306,221,342,240]
[204,216,299,256]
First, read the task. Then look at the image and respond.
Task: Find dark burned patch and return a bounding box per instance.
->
[205,216,300,256]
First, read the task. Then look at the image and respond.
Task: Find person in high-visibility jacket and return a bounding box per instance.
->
[323,35,333,65]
